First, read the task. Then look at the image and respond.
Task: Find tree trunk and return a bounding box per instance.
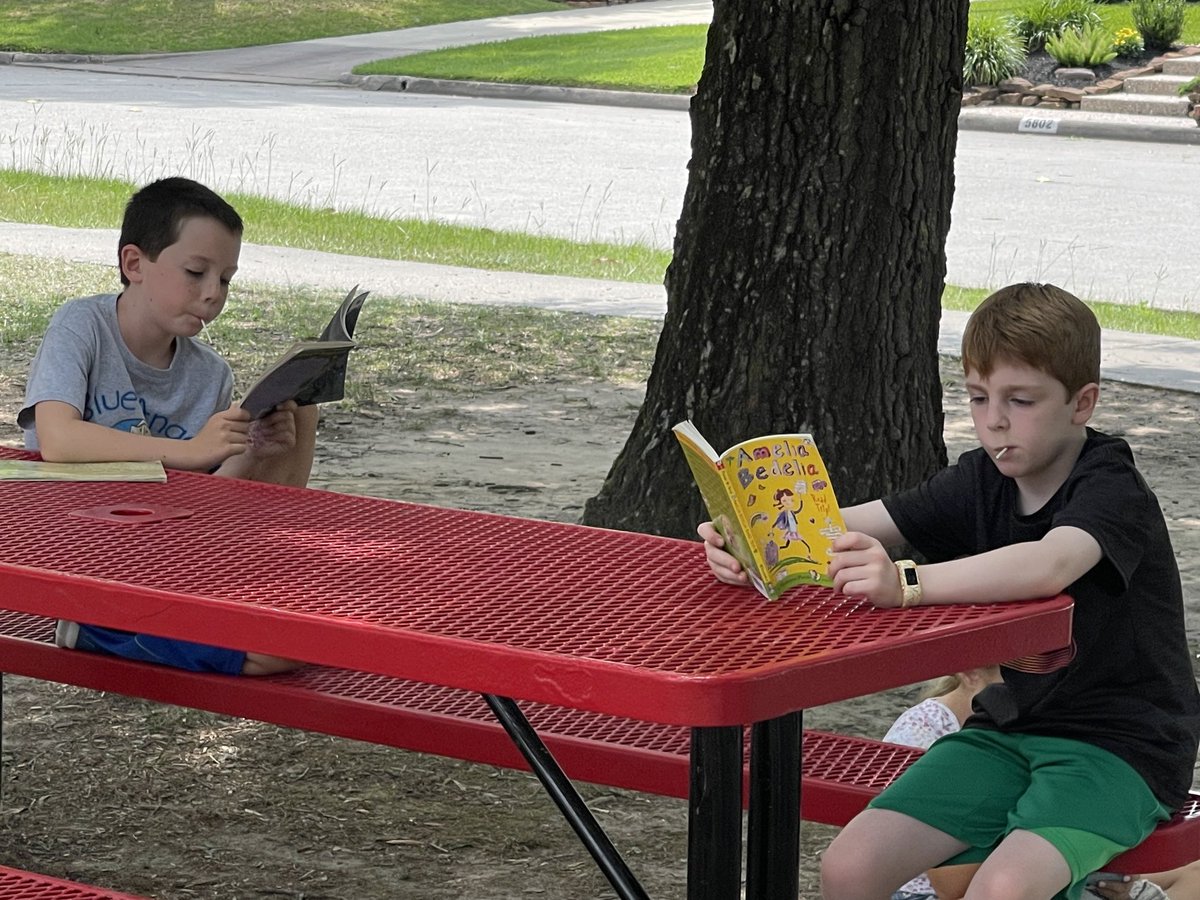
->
[583,0,967,537]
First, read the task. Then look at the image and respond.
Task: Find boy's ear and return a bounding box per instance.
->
[1071,382,1100,425]
[119,243,147,284]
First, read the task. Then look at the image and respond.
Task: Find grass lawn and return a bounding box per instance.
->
[356,25,707,94]
[0,170,668,285]
[0,0,561,55]
[0,254,662,406]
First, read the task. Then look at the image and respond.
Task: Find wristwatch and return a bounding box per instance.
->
[894,559,922,608]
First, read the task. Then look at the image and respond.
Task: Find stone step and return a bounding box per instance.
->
[1123,73,1195,96]
[1162,56,1200,77]
[1079,92,1192,116]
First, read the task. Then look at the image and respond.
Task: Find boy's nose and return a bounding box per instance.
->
[202,277,225,301]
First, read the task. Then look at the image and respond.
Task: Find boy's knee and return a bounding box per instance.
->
[820,834,873,899]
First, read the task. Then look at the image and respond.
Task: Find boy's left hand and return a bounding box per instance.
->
[245,401,299,458]
[829,532,903,607]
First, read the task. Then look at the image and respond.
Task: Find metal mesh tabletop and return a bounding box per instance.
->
[0,865,147,899]
[0,450,1073,724]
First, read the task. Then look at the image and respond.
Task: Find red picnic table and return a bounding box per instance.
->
[0,450,1074,899]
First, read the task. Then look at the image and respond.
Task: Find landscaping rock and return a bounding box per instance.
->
[1056,67,1096,85]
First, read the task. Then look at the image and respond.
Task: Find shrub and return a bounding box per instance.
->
[1111,26,1146,57]
[1046,25,1118,65]
[1009,0,1102,50]
[965,16,1029,85]
[1132,0,1185,50]
[1180,74,1200,95]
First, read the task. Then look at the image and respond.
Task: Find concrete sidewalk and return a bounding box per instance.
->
[6,221,1199,395]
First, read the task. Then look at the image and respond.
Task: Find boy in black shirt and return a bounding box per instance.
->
[700,283,1199,900]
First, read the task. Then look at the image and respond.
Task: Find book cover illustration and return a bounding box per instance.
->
[673,420,846,600]
[0,459,167,483]
[240,286,370,419]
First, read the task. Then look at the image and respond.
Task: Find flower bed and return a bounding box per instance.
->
[962,44,1200,122]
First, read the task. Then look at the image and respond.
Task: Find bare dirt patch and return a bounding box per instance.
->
[1,359,1197,899]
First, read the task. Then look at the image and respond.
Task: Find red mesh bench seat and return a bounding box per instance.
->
[1,608,1194,875]
[0,865,147,899]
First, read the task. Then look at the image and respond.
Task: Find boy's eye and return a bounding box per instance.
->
[968,396,986,405]
[185,269,203,278]
[1010,398,1033,406]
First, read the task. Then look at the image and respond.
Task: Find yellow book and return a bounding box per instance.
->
[0,459,167,482]
[673,420,846,600]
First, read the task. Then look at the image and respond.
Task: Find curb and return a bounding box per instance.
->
[341,73,692,111]
[957,105,1200,146]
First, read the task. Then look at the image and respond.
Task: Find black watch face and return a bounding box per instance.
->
[904,568,919,586]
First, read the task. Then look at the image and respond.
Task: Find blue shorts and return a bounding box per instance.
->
[75,624,247,675]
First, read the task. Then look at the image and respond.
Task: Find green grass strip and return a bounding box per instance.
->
[0,0,561,55]
[356,25,707,94]
[0,170,669,284]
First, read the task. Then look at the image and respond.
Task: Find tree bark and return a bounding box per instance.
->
[583,0,968,537]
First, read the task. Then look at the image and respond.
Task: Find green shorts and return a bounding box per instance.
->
[868,729,1170,900]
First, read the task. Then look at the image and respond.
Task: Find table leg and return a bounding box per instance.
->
[482,694,649,900]
[745,711,803,899]
[687,724,744,900]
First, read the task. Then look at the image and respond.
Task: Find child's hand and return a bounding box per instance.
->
[245,401,300,458]
[188,407,251,469]
[829,532,903,607]
[697,521,749,587]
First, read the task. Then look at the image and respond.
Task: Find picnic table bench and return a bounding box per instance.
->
[2,608,1195,886]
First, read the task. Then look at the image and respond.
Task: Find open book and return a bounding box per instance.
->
[0,459,167,482]
[673,420,845,600]
[239,286,370,419]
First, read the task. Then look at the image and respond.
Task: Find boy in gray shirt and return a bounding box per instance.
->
[18,177,316,676]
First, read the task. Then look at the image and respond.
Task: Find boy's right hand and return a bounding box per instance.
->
[186,408,252,469]
[829,531,903,607]
[697,521,750,587]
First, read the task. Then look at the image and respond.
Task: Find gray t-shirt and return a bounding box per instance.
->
[19,293,234,450]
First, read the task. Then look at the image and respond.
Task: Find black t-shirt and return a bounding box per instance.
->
[883,428,1200,808]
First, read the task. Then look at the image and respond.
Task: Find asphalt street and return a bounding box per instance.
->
[4,62,1198,312]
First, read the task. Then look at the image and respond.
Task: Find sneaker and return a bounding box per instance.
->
[54,619,79,649]
[1088,881,1171,900]
[1129,881,1170,900]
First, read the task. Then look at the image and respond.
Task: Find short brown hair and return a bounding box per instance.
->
[961,283,1100,395]
[118,177,243,286]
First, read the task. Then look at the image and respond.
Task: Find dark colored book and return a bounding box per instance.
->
[240,286,370,419]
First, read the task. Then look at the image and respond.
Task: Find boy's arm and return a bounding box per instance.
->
[831,525,1102,608]
[213,402,317,487]
[33,400,250,471]
[842,499,905,546]
[699,499,905,587]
